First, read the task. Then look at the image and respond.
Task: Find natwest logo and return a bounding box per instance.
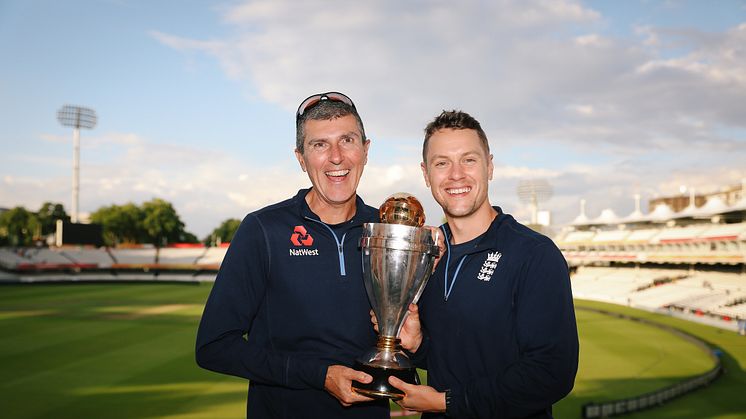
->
[290,225,314,246]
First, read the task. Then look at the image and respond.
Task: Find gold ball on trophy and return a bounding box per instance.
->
[379,193,426,227]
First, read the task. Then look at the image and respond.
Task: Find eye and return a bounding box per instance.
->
[340,137,355,146]
[433,160,448,168]
[310,141,328,151]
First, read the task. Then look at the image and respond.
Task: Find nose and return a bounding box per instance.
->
[449,162,466,180]
[329,142,343,165]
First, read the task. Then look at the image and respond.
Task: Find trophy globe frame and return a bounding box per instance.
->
[352,193,440,399]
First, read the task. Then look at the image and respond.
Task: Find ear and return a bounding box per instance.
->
[363,138,371,165]
[421,161,431,188]
[488,154,494,181]
[295,148,306,172]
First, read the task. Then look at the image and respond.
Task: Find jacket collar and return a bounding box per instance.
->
[293,188,376,227]
[440,206,510,255]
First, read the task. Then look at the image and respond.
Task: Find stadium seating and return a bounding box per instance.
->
[0,248,29,269]
[157,247,207,265]
[571,266,746,328]
[196,247,228,269]
[0,245,227,283]
[558,221,746,266]
[59,247,115,268]
[109,247,157,265]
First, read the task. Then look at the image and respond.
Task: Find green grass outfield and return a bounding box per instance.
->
[563,300,746,419]
[0,283,744,418]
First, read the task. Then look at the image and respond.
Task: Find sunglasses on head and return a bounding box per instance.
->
[296,92,356,120]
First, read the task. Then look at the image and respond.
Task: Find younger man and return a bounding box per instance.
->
[390,110,579,418]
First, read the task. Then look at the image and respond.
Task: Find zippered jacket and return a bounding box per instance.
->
[196,188,388,418]
[416,208,579,419]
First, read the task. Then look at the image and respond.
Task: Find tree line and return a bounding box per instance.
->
[0,200,241,247]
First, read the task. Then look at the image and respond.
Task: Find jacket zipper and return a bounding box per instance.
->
[305,217,348,276]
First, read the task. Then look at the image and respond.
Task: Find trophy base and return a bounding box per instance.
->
[351,361,420,400]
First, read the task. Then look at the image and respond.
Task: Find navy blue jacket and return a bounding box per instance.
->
[196,189,388,418]
[416,208,578,419]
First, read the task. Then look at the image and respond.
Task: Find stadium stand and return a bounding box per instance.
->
[59,247,115,268]
[109,247,157,265]
[21,248,72,264]
[110,272,157,281]
[559,188,746,332]
[0,243,227,283]
[0,248,29,269]
[0,247,102,272]
[157,246,207,265]
[196,246,227,270]
[2,181,743,330]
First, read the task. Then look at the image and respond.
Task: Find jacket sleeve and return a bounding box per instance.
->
[448,242,579,418]
[195,214,330,390]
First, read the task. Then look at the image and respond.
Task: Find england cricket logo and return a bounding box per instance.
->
[477,251,501,281]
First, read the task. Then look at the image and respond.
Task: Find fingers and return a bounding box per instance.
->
[326,365,375,406]
[426,225,441,241]
[425,226,446,271]
[351,370,373,384]
[370,309,379,332]
[404,304,420,329]
[403,304,419,325]
[400,303,423,352]
[388,375,413,392]
[344,370,374,403]
[428,226,445,253]
[338,365,373,383]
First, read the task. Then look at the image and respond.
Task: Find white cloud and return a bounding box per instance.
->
[574,34,609,47]
[146,0,745,228]
[5,1,745,238]
[0,131,310,237]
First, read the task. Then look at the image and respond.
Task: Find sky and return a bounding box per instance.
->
[1,0,745,238]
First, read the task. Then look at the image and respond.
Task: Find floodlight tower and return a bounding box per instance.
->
[57,105,97,223]
[517,179,553,225]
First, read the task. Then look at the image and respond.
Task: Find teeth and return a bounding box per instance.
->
[326,169,349,177]
[447,187,470,195]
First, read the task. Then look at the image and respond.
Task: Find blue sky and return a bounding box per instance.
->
[1,0,745,237]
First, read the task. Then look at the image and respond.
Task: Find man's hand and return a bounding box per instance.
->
[388,376,446,413]
[425,226,446,271]
[370,303,423,352]
[324,365,374,406]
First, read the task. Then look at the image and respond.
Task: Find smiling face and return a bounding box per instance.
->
[295,114,370,220]
[421,128,494,221]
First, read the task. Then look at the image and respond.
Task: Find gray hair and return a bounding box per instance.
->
[296,101,366,153]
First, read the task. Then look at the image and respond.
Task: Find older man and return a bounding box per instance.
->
[196,92,388,418]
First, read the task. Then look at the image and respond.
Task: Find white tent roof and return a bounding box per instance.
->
[671,203,698,219]
[648,203,675,222]
[622,209,646,223]
[570,213,590,226]
[592,208,620,225]
[693,196,728,218]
